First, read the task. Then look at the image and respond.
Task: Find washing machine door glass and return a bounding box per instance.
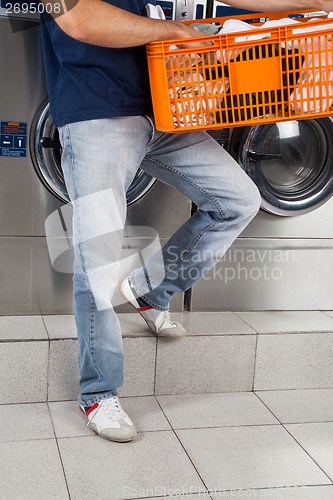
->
[232,119,333,216]
[31,101,156,205]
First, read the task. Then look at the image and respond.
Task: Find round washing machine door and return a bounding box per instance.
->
[229,119,333,216]
[30,100,156,205]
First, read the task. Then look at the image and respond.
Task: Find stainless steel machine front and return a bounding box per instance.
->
[0,14,191,315]
[191,120,333,311]
[190,3,333,311]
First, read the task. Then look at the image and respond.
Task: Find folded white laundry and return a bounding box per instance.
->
[216,14,333,116]
[170,79,227,128]
[290,35,333,114]
[146,2,210,128]
[145,3,165,20]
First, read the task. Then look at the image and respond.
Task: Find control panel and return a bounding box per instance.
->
[211,1,254,18]
[156,0,207,21]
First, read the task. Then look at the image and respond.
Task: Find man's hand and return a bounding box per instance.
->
[166,21,202,41]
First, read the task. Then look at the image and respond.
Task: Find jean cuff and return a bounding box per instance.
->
[129,273,169,312]
[78,390,118,407]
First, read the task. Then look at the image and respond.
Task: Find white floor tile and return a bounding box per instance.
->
[0,439,69,499]
[323,312,333,320]
[254,334,333,390]
[176,425,329,491]
[48,340,79,401]
[156,392,278,429]
[285,422,333,481]
[0,315,47,340]
[58,432,205,500]
[118,313,151,337]
[257,389,333,423]
[211,485,333,499]
[0,341,48,404]
[0,403,54,442]
[120,396,171,432]
[49,401,94,438]
[180,312,255,335]
[119,337,156,397]
[237,311,333,334]
[155,335,256,395]
[43,315,77,339]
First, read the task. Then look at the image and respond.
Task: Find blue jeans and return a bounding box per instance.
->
[58,116,260,406]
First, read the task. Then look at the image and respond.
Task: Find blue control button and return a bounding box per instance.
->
[14,135,26,148]
[0,135,14,148]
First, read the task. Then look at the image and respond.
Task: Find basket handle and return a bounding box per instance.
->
[292,23,333,35]
[233,33,272,43]
[168,39,215,52]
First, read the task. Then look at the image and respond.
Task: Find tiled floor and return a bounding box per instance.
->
[1,311,333,499]
[1,391,333,499]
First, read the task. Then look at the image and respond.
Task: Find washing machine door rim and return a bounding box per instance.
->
[30,99,157,206]
[229,118,333,216]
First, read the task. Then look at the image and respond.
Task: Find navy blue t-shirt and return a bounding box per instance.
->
[40,1,155,127]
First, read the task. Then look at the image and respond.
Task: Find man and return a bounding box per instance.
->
[40,0,331,442]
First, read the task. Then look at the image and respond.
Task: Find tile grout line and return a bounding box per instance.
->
[251,334,259,391]
[153,396,211,496]
[254,392,333,485]
[42,313,51,405]
[321,311,333,320]
[233,311,333,335]
[4,387,333,407]
[153,337,158,396]
[233,311,259,333]
[132,484,333,498]
[43,317,73,498]
[4,417,333,443]
[45,332,51,405]
[282,426,333,485]
[41,314,51,341]
[126,494,209,500]
[47,400,72,500]
[4,330,333,343]
[127,484,333,499]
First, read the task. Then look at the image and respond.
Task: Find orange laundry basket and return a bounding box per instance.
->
[146,10,333,132]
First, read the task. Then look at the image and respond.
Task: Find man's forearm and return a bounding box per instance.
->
[52,0,333,48]
[54,0,199,47]
[222,0,329,12]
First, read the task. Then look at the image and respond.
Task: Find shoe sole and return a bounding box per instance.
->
[120,279,185,338]
[90,423,137,443]
[80,406,137,443]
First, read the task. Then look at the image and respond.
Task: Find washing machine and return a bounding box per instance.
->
[192,123,333,312]
[0,10,191,315]
[190,3,333,311]
[191,120,333,311]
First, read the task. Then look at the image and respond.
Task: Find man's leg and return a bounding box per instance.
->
[130,130,261,309]
[58,117,152,407]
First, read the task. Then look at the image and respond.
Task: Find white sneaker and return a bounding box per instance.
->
[80,396,137,442]
[121,277,186,338]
